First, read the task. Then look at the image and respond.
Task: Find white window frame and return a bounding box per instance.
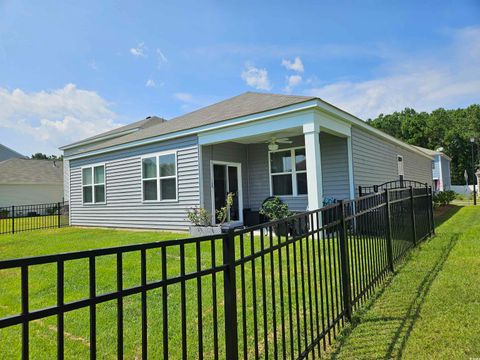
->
[81,163,106,205]
[268,146,308,197]
[397,155,404,176]
[141,150,178,203]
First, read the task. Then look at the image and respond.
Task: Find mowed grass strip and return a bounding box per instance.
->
[330,205,480,359]
[0,226,354,359]
[0,215,68,234]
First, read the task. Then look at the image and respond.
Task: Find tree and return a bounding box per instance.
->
[367,104,480,184]
[30,153,63,160]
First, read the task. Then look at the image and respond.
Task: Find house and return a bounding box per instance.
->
[414,146,451,191]
[0,143,25,162]
[61,92,433,231]
[0,158,64,208]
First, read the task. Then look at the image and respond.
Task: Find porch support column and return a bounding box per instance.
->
[303,122,323,211]
[347,136,355,199]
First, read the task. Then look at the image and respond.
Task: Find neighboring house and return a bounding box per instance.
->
[414,146,452,191]
[60,92,433,231]
[0,143,26,161]
[0,159,64,207]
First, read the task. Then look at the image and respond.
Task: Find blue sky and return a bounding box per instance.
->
[1,0,479,155]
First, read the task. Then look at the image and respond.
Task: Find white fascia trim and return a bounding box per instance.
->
[59,128,140,150]
[64,96,430,161]
[313,99,433,160]
[64,100,319,160]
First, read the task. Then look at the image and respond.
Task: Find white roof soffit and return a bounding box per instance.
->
[63,98,431,160]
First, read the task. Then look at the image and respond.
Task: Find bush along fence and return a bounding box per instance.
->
[0,187,434,359]
[0,201,69,235]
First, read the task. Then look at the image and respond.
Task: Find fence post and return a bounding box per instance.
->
[338,200,352,322]
[223,230,238,360]
[409,186,417,246]
[429,186,435,235]
[11,205,15,234]
[57,202,61,228]
[358,186,362,197]
[385,190,394,272]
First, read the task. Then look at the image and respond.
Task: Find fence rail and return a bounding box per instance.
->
[0,187,434,359]
[0,201,69,235]
[358,179,430,197]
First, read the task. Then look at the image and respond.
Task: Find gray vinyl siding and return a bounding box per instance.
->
[245,133,350,211]
[69,136,199,231]
[201,142,250,217]
[432,156,440,179]
[320,134,350,201]
[441,157,451,190]
[247,136,308,211]
[351,126,432,192]
[63,159,70,202]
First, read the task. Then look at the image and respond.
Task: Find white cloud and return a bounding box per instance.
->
[156,49,168,66]
[281,57,304,73]
[145,79,156,87]
[241,63,272,91]
[0,84,120,154]
[174,92,194,103]
[130,42,147,57]
[284,75,302,93]
[306,26,480,119]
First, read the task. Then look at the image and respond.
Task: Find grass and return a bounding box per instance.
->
[0,225,348,359]
[0,215,68,235]
[329,205,480,359]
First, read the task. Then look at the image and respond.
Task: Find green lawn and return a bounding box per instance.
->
[0,226,348,359]
[0,215,68,235]
[329,205,480,359]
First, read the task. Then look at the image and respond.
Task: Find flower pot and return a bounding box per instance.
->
[189,225,223,237]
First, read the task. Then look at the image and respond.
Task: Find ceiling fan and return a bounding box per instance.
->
[266,136,292,151]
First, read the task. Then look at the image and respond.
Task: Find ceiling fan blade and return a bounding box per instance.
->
[277,139,292,143]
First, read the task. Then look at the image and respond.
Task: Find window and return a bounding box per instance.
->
[141,151,177,201]
[269,147,308,196]
[397,155,404,176]
[82,164,105,204]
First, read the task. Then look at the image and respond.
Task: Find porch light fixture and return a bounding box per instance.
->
[268,143,279,151]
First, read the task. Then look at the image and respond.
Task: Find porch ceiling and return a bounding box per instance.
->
[228,127,304,144]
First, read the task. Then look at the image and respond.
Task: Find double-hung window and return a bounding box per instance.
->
[269,147,308,196]
[82,164,106,204]
[142,151,177,201]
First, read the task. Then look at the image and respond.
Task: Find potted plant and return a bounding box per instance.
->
[187,193,234,237]
[259,197,293,236]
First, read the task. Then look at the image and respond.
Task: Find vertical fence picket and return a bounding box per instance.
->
[11,205,15,234]
[338,201,352,322]
[223,230,238,360]
[409,186,417,246]
[385,190,394,272]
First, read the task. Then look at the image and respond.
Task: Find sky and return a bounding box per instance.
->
[0,0,479,156]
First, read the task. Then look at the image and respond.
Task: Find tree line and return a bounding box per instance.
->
[367,104,480,184]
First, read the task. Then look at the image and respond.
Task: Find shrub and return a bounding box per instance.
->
[260,197,293,221]
[0,209,9,219]
[186,207,212,226]
[215,192,234,225]
[433,190,456,207]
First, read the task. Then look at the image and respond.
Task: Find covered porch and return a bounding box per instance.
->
[198,109,355,226]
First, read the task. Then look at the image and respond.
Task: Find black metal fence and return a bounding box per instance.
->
[358,179,430,197]
[0,187,434,359]
[0,201,69,235]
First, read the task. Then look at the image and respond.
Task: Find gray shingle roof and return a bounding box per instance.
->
[62,116,166,149]
[413,146,451,160]
[0,144,26,161]
[62,92,315,155]
[0,159,63,185]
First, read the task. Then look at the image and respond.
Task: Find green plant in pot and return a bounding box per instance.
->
[187,192,235,237]
[260,197,294,236]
